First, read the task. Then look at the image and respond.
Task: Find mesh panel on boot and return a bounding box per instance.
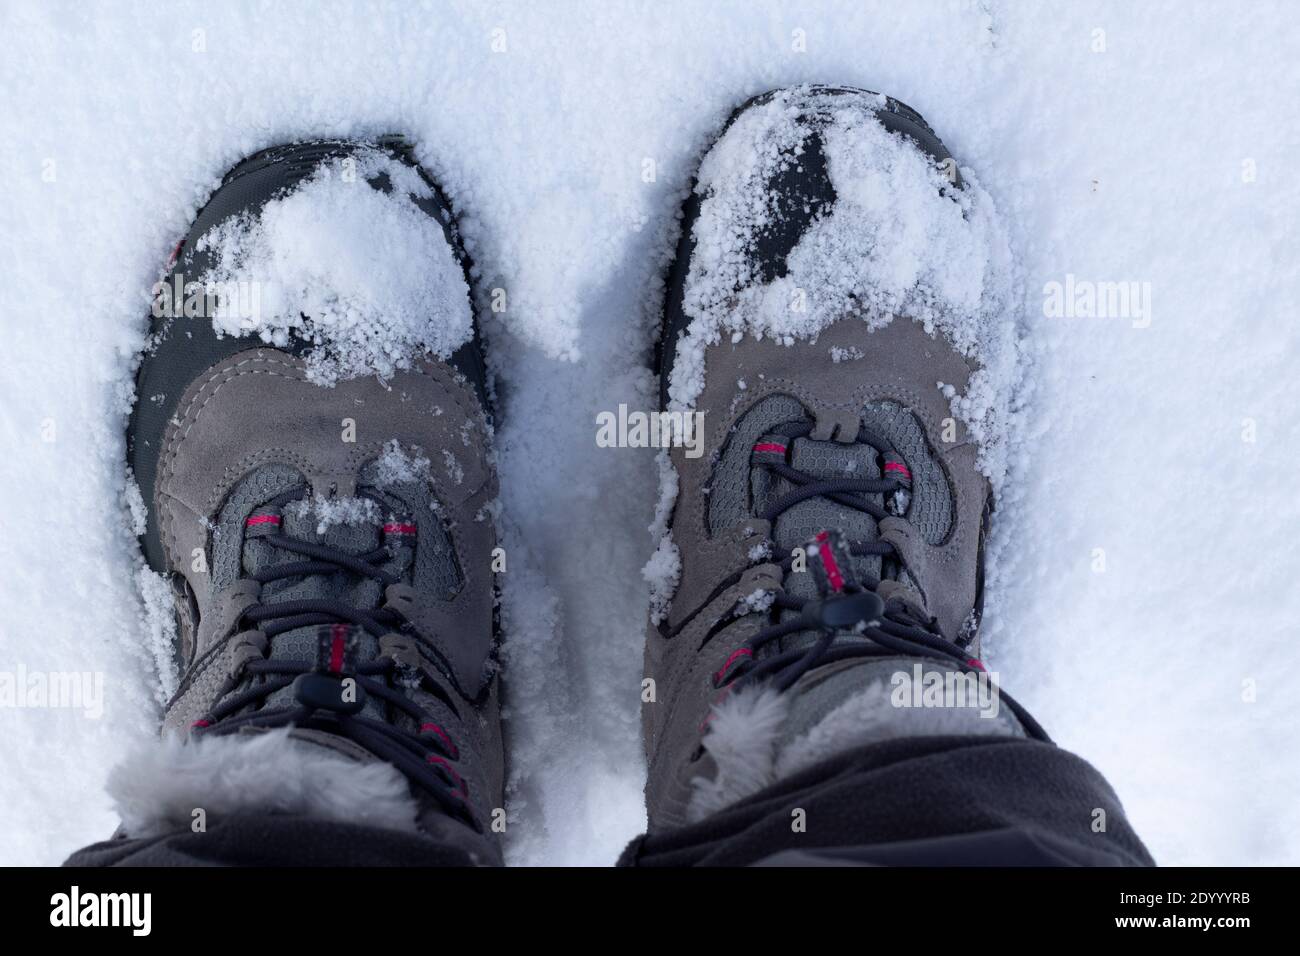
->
[707,394,807,533]
[357,456,461,601]
[862,400,952,546]
[707,396,952,545]
[705,395,955,654]
[211,463,305,592]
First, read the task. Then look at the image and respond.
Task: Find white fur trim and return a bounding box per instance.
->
[774,679,1021,782]
[109,728,420,837]
[688,679,1020,823]
[687,686,788,822]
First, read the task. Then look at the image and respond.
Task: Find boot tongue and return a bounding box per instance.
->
[754,435,884,588]
[751,435,884,653]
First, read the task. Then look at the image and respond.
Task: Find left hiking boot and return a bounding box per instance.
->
[122,139,504,862]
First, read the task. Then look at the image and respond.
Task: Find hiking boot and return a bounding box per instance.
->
[123,140,503,862]
[643,86,1043,829]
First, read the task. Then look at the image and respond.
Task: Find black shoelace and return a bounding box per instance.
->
[710,421,1049,741]
[191,490,477,829]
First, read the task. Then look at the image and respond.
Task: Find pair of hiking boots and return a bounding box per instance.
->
[126,86,1027,864]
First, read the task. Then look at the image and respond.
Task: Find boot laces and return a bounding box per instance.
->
[710,421,1048,740]
[189,486,477,830]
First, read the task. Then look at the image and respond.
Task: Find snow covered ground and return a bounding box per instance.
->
[1,0,1297,866]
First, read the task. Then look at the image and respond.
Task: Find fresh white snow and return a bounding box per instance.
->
[1,0,1297,867]
[196,148,474,384]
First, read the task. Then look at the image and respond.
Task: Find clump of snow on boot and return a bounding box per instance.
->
[668,86,1023,488]
[643,448,682,624]
[195,148,472,384]
[283,495,382,535]
[371,439,433,488]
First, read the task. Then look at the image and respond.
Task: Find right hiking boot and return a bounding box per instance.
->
[120,140,504,863]
[642,86,1044,830]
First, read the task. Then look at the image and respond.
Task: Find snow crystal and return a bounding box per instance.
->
[642,448,683,621]
[441,449,465,486]
[735,588,775,615]
[122,473,148,537]
[643,534,682,626]
[284,496,381,535]
[135,568,179,705]
[371,439,431,489]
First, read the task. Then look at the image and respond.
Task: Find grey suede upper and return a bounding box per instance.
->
[154,347,504,839]
[643,316,992,828]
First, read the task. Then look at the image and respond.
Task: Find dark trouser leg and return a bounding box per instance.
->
[64,814,493,867]
[620,735,1154,867]
[66,735,1152,867]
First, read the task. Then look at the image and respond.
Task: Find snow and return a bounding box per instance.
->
[284,496,382,535]
[1,0,1297,867]
[196,148,473,384]
[735,588,777,616]
[371,439,432,489]
[642,534,681,627]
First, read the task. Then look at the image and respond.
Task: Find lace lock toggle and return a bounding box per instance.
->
[292,624,367,714]
[804,529,884,631]
[808,591,884,632]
